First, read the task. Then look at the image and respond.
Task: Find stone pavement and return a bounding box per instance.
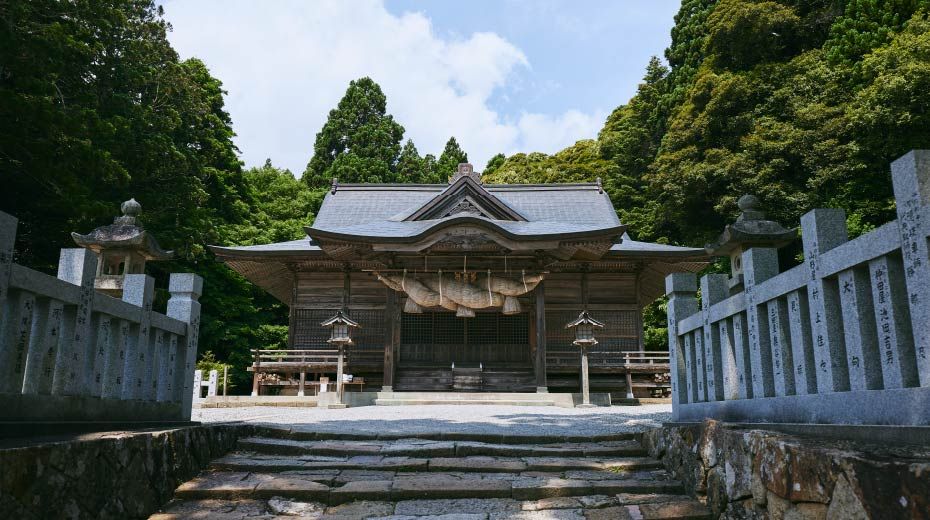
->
[194,404,672,437]
[149,424,709,519]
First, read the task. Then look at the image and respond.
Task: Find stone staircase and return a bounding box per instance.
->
[149,427,711,519]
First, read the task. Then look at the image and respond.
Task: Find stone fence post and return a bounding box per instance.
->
[53,248,97,396]
[666,273,697,414]
[168,273,203,420]
[892,150,930,386]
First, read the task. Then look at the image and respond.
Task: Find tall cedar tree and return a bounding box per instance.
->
[434,137,469,182]
[303,78,405,188]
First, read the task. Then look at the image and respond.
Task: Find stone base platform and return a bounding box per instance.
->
[374,391,612,408]
[642,419,930,519]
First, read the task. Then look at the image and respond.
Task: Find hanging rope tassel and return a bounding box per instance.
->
[487,269,492,306]
[522,269,528,293]
[402,268,407,292]
[438,269,443,305]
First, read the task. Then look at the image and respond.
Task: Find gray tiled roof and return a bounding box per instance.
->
[210,237,320,256]
[609,233,705,256]
[310,183,622,240]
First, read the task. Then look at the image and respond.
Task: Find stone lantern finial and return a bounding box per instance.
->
[116,198,142,225]
[705,194,797,283]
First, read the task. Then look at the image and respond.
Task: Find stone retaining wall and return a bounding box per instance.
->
[641,420,930,519]
[0,424,247,519]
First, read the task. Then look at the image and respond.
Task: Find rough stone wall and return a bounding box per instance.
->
[641,420,930,519]
[0,424,248,520]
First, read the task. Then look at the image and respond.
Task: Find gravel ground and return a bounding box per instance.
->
[194,404,671,436]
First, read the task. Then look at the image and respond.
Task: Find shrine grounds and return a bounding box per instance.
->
[194,403,673,437]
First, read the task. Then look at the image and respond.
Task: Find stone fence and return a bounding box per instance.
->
[0,211,203,422]
[666,150,930,424]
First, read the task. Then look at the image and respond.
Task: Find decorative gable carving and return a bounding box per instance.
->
[405,174,527,222]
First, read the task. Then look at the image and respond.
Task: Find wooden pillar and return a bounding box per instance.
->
[579,345,593,407]
[383,288,398,391]
[625,371,634,400]
[534,281,547,392]
[298,372,305,397]
[336,345,345,401]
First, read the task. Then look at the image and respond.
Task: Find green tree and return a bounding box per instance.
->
[302,77,405,188]
[397,139,427,183]
[483,153,507,177]
[436,137,469,181]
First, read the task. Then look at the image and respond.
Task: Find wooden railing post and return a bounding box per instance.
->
[252,348,260,396]
[167,273,202,421]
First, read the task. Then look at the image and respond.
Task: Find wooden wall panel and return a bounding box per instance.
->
[588,273,637,304]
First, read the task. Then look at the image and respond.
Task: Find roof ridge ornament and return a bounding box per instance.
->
[596,177,603,194]
[331,177,339,194]
[449,163,481,184]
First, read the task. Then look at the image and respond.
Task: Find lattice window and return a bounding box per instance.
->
[293,308,385,363]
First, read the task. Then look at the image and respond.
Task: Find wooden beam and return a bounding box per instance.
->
[535,281,548,392]
[383,288,398,390]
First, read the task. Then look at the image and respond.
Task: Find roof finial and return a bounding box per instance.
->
[595,177,603,194]
[450,163,480,184]
[331,177,339,194]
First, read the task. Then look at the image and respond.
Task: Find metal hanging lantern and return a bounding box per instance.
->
[502,296,522,315]
[321,310,360,346]
[565,310,605,347]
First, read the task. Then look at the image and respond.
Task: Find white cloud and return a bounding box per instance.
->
[161,0,605,175]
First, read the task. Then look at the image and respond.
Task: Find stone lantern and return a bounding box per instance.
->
[705,195,796,293]
[320,310,359,405]
[565,310,604,408]
[71,198,172,297]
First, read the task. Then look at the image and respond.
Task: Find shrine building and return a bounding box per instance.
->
[211,164,707,396]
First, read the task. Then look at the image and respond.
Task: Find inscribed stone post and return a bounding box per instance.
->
[730,312,752,399]
[22,299,64,395]
[837,268,881,390]
[90,315,113,397]
[0,291,35,394]
[666,273,698,412]
[786,290,817,394]
[891,150,930,386]
[0,212,18,392]
[161,333,179,402]
[53,248,97,396]
[122,275,154,400]
[869,255,917,388]
[168,273,203,420]
[693,329,705,401]
[767,297,795,396]
[800,209,850,393]
[741,247,779,397]
[192,370,203,400]
[701,274,728,401]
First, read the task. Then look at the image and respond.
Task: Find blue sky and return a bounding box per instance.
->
[162,0,680,175]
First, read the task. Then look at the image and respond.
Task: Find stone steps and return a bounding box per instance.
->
[211,453,664,473]
[150,428,711,519]
[374,398,556,406]
[237,436,648,458]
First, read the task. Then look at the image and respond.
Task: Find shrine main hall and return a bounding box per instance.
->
[211,164,706,396]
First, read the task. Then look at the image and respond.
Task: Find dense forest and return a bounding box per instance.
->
[2,0,929,391]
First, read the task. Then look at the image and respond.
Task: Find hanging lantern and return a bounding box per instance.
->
[404,298,424,314]
[502,296,521,315]
[565,310,604,347]
[320,310,360,346]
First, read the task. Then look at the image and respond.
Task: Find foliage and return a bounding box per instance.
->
[302,77,405,188]
[436,137,469,182]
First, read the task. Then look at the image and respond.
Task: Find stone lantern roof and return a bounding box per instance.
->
[71,198,173,260]
[704,195,797,256]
